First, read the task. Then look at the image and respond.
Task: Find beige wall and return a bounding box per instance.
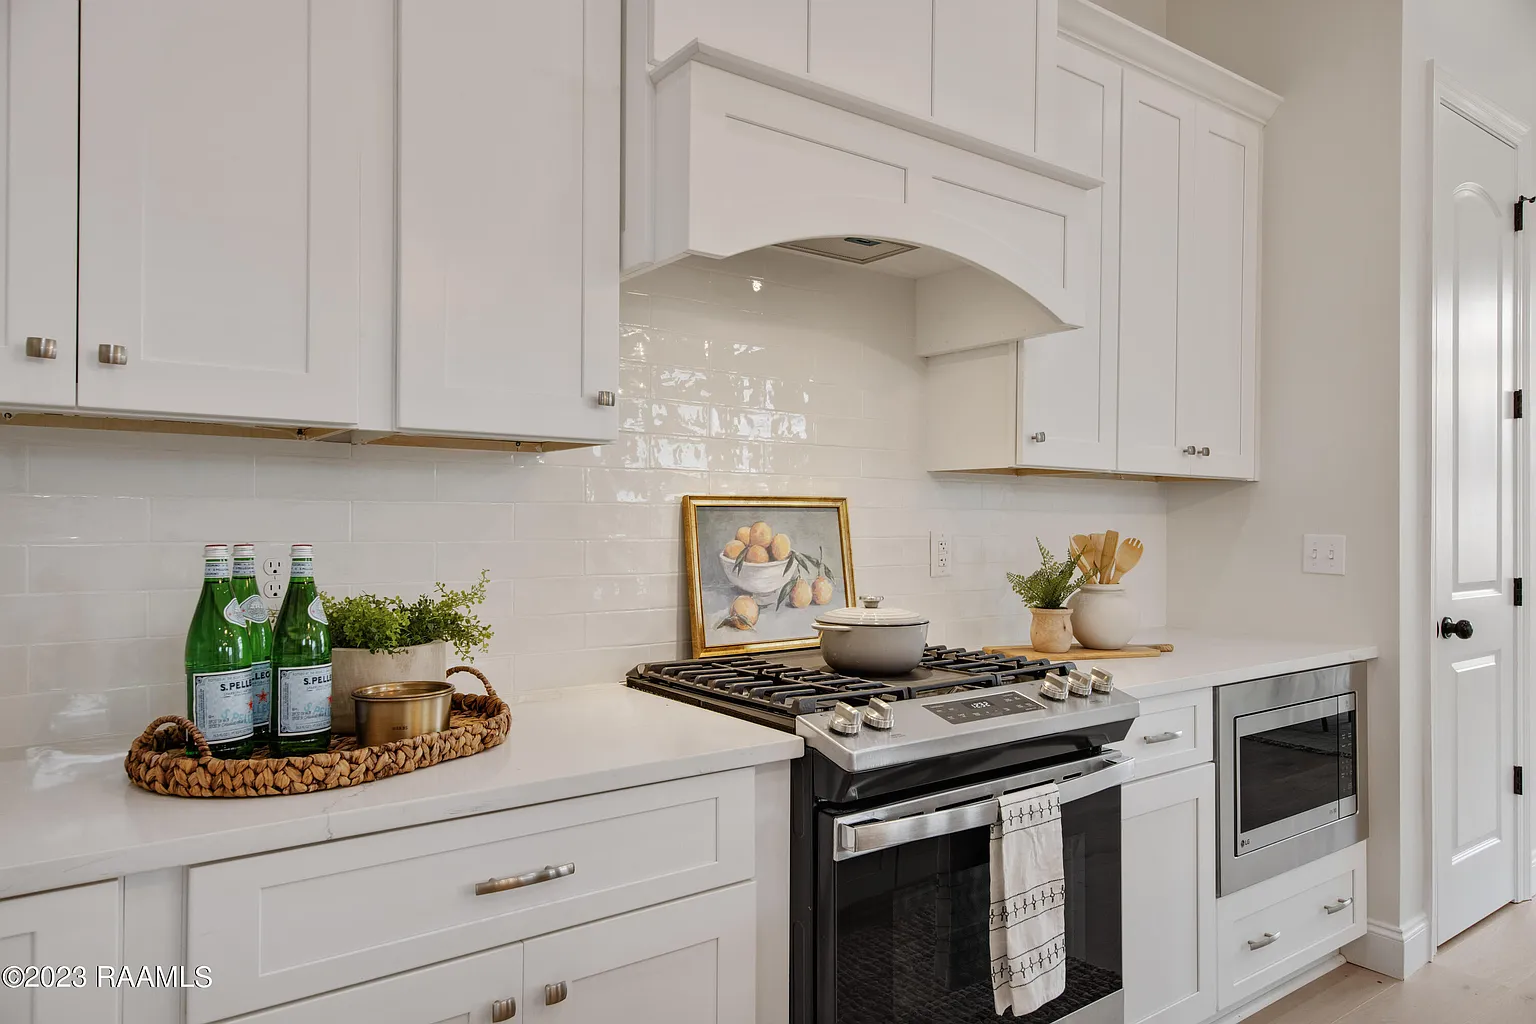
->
[1163,0,1407,963]
[1093,0,1166,35]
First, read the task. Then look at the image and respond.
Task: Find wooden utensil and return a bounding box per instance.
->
[1111,537,1144,582]
[1098,530,1119,583]
[1070,534,1092,574]
[1086,533,1105,577]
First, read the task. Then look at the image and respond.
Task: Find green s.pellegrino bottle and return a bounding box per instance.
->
[230,543,273,745]
[185,544,255,758]
[271,543,332,755]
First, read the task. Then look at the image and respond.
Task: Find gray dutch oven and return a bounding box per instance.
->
[813,596,930,675]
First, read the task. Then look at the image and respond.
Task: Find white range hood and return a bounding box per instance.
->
[622,22,1106,347]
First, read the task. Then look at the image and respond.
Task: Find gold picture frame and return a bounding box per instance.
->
[682,495,857,658]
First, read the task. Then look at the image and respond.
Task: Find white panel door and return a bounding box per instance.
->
[1177,104,1260,479]
[76,0,379,426]
[807,0,932,115]
[932,0,1047,154]
[0,881,122,1023]
[397,0,619,444]
[231,943,523,1024]
[0,0,76,409]
[1116,69,1197,477]
[1017,39,1119,472]
[1122,764,1217,1024]
[520,884,756,1023]
[649,0,809,70]
[1431,80,1524,945]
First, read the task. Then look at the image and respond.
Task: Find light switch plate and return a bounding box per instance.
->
[930,531,952,578]
[1303,534,1346,575]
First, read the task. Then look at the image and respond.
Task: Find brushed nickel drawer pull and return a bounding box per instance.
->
[1247,931,1280,951]
[98,344,128,365]
[545,981,568,1005]
[491,996,517,1021]
[1142,730,1184,744]
[25,336,56,359]
[475,861,575,896]
[1324,897,1354,915]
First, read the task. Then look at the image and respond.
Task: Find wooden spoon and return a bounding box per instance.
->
[1111,537,1144,583]
[1085,533,1105,578]
[1070,534,1092,574]
[1098,530,1119,583]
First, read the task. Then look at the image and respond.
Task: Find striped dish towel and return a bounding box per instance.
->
[990,783,1067,1016]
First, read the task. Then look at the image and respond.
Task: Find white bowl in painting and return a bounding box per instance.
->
[719,551,795,598]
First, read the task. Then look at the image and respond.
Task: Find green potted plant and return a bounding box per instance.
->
[1007,540,1092,654]
[321,570,494,733]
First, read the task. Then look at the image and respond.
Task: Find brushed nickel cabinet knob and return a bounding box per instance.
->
[596,390,616,407]
[98,344,128,365]
[490,996,517,1021]
[1197,446,1211,457]
[1182,445,1198,455]
[1030,431,1046,443]
[545,981,568,1005]
[25,337,56,359]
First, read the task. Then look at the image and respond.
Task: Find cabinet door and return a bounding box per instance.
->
[1018,39,1120,472]
[1177,105,1260,480]
[0,881,122,1023]
[0,0,76,409]
[231,942,522,1024]
[1116,69,1198,477]
[397,0,619,444]
[521,883,755,1023]
[76,1,381,426]
[1122,763,1217,1024]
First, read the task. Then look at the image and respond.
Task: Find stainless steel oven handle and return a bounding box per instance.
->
[834,751,1134,859]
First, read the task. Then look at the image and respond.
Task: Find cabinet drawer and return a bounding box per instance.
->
[1216,842,1366,1009]
[1112,688,1212,778]
[187,769,755,1023]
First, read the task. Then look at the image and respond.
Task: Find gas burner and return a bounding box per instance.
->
[628,646,1076,728]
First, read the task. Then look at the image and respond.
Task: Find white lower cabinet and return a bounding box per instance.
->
[231,884,755,1024]
[1121,763,1217,1024]
[522,883,756,1022]
[0,881,122,1024]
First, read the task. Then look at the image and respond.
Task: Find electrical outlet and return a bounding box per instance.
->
[262,558,284,578]
[261,580,284,600]
[1303,534,1346,575]
[930,531,952,578]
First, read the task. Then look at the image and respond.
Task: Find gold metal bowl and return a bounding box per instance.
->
[351,680,454,747]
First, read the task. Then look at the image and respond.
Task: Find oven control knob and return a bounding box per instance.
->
[863,696,894,730]
[829,701,864,736]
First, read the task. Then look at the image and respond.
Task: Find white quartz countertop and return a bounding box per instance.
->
[1074,629,1379,699]
[0,684,802,900]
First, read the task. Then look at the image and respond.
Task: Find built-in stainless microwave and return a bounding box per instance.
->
[1215,664,1365,895]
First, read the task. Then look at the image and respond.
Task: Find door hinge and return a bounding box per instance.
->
[1516,389,1524,419]
[1516,766,1525,795]
[1516,577,1524,606]
[1519,196,1536,231]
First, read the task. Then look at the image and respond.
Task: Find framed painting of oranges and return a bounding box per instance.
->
[682,495,856,658]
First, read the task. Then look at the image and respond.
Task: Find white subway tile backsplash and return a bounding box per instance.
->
[0,249,1167,751]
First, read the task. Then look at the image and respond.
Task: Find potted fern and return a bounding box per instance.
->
[1007,540,1092,654]
[321,571,494,733]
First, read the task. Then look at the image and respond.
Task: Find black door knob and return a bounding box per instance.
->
[1440,617,1474,640]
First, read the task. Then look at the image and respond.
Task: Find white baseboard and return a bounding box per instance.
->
[1344,914,1430,980]
[1210,953,1345,1024]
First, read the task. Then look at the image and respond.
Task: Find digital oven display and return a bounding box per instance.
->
[924,689,1045,724]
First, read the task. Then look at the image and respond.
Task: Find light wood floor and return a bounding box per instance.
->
[1247,901,1536,1023]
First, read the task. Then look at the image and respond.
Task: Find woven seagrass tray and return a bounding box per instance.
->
[124,665,511,798]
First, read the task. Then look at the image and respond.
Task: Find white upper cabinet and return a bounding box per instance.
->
[642,0,1056,156]
[396,0,619,444]
[75,0,386,427]
[0,0,77,411]
[1117,69,1261,479]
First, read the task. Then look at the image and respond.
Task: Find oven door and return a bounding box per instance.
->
[817,752,1132,1024]
[1233,694,1356,855]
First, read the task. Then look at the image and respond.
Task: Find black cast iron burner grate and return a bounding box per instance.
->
[630,647,1074,720]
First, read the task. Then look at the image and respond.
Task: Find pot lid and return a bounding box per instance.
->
[816,595,929,627]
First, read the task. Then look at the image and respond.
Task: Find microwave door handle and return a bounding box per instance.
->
[837,756,1135,857]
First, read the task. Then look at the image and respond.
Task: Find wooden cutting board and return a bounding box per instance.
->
[983,643,1173,660]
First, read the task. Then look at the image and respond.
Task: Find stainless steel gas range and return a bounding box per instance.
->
[629,646,1141,1024]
